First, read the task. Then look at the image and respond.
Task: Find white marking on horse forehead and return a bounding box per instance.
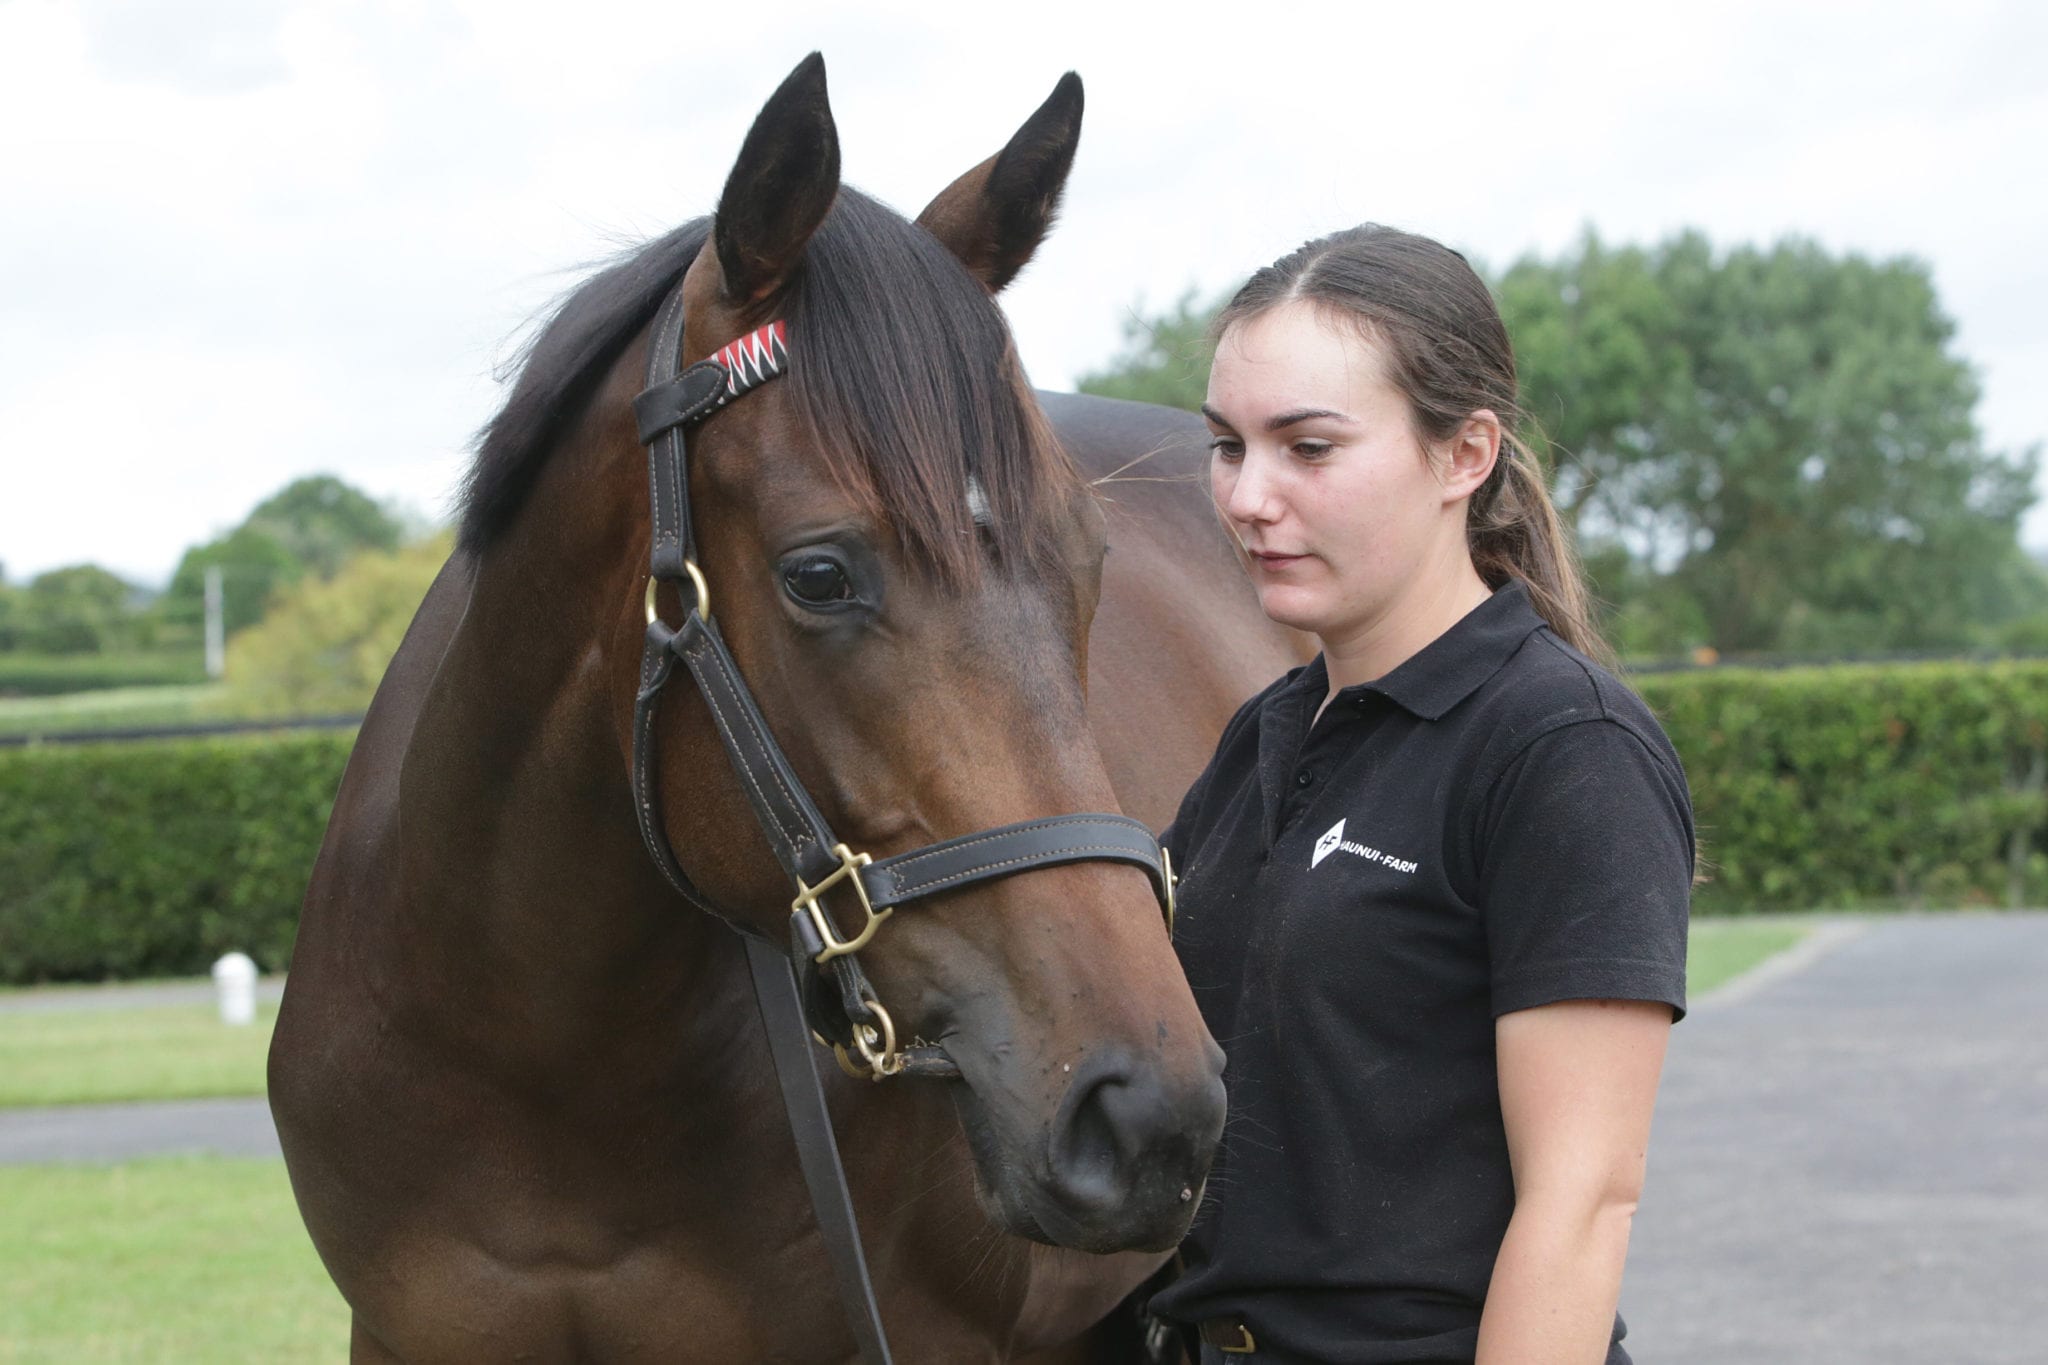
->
[966,474,993,527]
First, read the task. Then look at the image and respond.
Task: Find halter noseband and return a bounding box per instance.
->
[629,286,1176,1083]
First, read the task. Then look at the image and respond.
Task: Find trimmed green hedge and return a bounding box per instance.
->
[0,652,209,697]
[1638,660,2048,912]
[0,731,352,984]
[3,659,2046,982]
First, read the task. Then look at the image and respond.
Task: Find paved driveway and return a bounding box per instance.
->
[1623,914,2048,1365]
[0,1096,279,1163]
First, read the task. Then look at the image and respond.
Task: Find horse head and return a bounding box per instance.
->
[615,54,1225,1255]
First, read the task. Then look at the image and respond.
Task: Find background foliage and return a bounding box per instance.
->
[219,532,450,718]
[0,474,411,686]
[1638,660,2048,912]
[0,564,144,654]
[0,652,206,697]
[160,475,408,638]
[0,731,353,983]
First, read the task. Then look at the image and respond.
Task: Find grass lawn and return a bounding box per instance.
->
[1688,918,1813,996]
[0,1157,344,1362]
[0,1000,276,1109]
[0,921,1812,1111]
[0,683,228,738]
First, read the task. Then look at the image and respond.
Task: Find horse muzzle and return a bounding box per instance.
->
[954,1039,1227,1254]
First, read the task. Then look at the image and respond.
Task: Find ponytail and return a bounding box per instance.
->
[1473,435,1613,669]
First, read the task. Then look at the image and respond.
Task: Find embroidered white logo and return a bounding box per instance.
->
[1312,819,1347,868]
[1310,818,1420,874]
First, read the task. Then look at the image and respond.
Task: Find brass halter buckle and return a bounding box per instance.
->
[793,843,889,964]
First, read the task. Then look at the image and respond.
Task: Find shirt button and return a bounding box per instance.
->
[1294,768,1315,788]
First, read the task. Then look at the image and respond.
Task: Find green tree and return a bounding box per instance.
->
[221,533,450,716]
[156,475,403,639]
[0,566,20,651]
[244,475,403,579]
[19,565,137,654]
[1499,231,2042,654]
[162,525,304,636]
[1078,289,1226,412]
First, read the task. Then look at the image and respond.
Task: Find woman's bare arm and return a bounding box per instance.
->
[1475,997,1672,1365]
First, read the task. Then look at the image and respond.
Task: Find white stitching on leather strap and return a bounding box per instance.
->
[879,816,1134,873]
[890,845,1154,901]
[681,631,809,855]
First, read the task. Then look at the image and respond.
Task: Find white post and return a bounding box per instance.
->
[211,951,257,1025]
[204,564,225,679]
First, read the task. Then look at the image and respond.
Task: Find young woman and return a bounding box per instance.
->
[1150,226,1694,1365]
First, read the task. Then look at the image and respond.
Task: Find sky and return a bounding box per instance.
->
[2,0,2044,588]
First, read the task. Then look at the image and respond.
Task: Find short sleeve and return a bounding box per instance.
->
[1474,718,1694,1021]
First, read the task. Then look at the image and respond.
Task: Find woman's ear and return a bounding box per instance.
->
[1439,410,1502,503]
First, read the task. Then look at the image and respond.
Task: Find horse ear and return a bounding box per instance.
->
[714,52,841,305]
[915,72,1083,293]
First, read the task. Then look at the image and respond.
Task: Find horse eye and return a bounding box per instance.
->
[783,556,854,607]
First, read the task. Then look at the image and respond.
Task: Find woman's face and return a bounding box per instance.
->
[1203,300,1479,645]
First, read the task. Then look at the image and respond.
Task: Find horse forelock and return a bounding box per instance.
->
[779,188,1079,587]
[458,192,1078,586]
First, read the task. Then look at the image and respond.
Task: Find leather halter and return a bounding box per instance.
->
[629,281,1177,1362]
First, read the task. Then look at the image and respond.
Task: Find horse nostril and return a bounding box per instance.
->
[1049,1066,1147,1211]
[1046,1050,1220,1224]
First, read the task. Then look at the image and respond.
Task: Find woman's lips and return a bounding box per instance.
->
[1250,550,1308,572]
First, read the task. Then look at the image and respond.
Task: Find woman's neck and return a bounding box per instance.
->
[1318,554,1494,698]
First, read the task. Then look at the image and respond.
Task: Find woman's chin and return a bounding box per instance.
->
[1253,585,1334,636]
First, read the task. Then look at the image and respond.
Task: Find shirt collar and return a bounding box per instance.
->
[1305,578,1548,722]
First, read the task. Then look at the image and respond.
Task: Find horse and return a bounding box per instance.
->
[270,54,1297,1363]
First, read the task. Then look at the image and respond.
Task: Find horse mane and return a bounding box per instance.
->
[458,190,1077,584]
[458,218,710,557]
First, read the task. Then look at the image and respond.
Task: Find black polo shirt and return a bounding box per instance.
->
[1151,580,1693,1365]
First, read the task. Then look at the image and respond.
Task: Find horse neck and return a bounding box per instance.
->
[395,416,736,1071]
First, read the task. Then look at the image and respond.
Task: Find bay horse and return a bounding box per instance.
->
[271,54,1296,1363]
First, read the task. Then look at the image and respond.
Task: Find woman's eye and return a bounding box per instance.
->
[1292,440,1333,460]
[1208,437,1245,462]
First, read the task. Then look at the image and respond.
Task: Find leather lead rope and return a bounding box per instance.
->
[628,280,1177,1365]
[743,935,896,1365]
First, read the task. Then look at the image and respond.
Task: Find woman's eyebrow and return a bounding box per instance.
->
[1200,403,1356,432]
[1260,406,1355,431]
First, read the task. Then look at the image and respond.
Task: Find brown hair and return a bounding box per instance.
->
[1216,224,1612,666]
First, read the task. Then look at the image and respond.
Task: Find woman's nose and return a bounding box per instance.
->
[1223,450,1280,525]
